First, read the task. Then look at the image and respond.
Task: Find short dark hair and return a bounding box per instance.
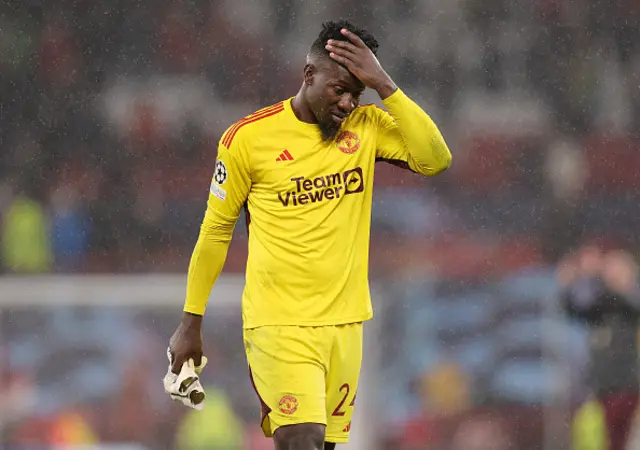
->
[310,20,379,58]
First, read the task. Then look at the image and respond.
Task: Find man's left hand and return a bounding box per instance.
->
[325,28,397,99]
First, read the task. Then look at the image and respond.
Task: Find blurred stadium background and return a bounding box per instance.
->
[1,0,639,449]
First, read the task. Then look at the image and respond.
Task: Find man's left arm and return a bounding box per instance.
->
[326,28,452,176]
[376,88,451,176]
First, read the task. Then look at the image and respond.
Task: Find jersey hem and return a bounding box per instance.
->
[242,313,373,329]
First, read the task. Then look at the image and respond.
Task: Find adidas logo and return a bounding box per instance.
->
[276,149,294,161]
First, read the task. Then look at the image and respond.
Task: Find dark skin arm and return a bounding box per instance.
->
[169,312,204,374]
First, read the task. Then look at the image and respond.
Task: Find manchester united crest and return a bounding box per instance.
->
[278,395,299,415]
[336,131,360,154]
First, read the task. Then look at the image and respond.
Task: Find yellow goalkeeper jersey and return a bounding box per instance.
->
[183,88,451,328]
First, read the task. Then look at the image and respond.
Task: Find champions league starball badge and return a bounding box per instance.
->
[213,160,228,185]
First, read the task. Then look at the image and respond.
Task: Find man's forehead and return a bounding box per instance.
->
[317,59,364,89]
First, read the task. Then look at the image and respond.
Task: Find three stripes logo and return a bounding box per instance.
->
[276,149,294,162]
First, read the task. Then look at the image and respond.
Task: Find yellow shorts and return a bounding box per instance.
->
[244,322,363,444]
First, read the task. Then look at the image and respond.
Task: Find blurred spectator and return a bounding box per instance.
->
[571,397,608,450]
[0,368,36,443]
[1,193,52,273]
[544,137,588,204]
[50,185,90,272]
[400,361,472,449]
[540,137,589,262]
[450,415,514,450]
[175,385,245,450]
[103,361,156,445]
[420,361,471,417]
[48,406,99,446]
[557,247,640,450]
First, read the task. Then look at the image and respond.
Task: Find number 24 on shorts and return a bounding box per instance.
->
[332,383,356,416]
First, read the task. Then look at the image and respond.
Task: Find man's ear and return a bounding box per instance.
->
[304,63,315,86]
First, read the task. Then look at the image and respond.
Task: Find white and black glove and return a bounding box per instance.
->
[163,347,207,410]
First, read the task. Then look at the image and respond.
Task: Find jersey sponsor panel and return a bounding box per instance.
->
[277,167,364,207]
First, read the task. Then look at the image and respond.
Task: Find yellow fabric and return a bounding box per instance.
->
[379,88,452,174]
[1,196,52,273]
[184,90,451,326]
[244,323,363,443]
[572,398,608,450]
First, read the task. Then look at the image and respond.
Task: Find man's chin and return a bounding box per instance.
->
[318,120,341,142]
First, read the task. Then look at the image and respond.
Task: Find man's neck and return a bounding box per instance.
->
[291,89,317,124]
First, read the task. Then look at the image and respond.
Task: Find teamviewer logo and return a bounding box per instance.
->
[342,167,364,195]
[277,166,365,207]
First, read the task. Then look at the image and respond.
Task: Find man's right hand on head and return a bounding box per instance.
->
[168,312,204,374]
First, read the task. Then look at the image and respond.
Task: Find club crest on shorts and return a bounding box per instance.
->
[336,131,360,154]
[278,395,299,415]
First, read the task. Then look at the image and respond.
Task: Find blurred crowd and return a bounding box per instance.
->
[1,0,639,274]
[2,249,640,450]
[0,305,269,450]
[2,0,640,449]
[558,247,640,450]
